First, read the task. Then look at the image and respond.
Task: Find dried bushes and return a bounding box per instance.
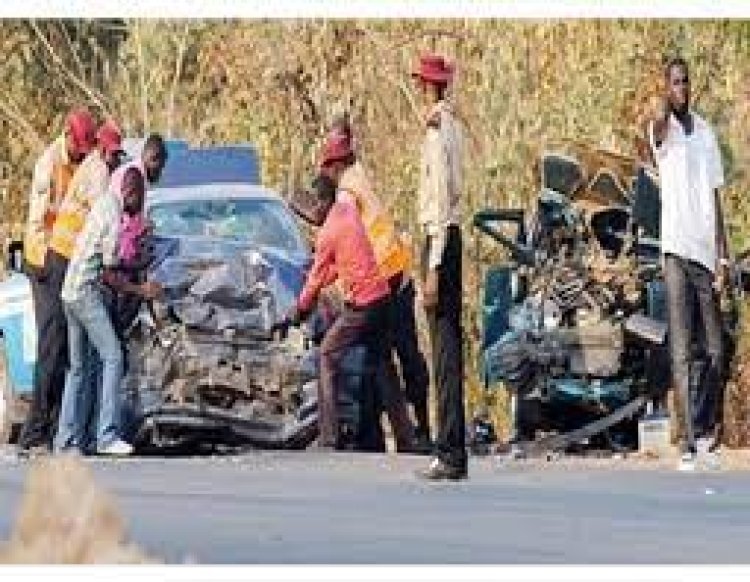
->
[0,457,154,564]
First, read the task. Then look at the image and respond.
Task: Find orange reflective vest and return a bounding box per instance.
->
[24,136,79,269]
[50,151,109,259]
[338,162,412,281]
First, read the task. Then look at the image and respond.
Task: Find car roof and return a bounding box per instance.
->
[146,182,285,208]
[123,138,261,188]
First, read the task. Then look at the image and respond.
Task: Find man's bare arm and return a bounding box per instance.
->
[652,100,670,148]
[102,270,162,299]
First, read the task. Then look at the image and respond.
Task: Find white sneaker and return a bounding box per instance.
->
[696,437,722,471]
[97,439,134,457]
[678,451,696,472]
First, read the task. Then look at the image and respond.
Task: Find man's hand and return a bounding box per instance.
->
[140,281,163,300]
[422,269,439,309]
[272,305,306,337]
[650,96,670,147]
[101,270,123,289]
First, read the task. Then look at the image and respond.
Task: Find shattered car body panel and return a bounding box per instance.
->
[123,182,361,450]
[476,143,739,450]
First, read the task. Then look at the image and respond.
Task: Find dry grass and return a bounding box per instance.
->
[1,19,748,436]
[0,457,154,564]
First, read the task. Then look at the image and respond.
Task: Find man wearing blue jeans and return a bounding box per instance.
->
[55,168,161,456]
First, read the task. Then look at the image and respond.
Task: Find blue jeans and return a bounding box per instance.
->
[54,284,124,452]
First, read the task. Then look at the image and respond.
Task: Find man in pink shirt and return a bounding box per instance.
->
[287,170,392,450]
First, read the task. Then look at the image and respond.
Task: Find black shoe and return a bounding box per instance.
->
[417,457,468,481]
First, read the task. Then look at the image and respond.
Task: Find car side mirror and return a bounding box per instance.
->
[7,240,23,273]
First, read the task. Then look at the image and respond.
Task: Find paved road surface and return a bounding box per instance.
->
[1,450,750,564]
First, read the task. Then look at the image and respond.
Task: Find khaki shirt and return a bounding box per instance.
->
[418,101,463,270]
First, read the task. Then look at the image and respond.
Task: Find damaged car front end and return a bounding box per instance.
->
[123,185,361,451]
[475,144,741,455]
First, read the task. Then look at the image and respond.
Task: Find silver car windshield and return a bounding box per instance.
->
[149,198,306,253]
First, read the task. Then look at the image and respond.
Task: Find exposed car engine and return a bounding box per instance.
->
[475,145,722,452]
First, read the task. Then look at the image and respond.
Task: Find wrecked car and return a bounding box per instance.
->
[1,143,365,451]
[124,150,369,451]
[475,144,742,455]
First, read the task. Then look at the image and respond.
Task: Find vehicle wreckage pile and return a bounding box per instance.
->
[121,243,327,450]
[477,144,739,455]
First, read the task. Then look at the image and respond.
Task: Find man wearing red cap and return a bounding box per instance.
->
[412,53,467,480]
[284,168,393,451]
[49,120,125,262]
[319,119,427,453]
[19,107,97,452]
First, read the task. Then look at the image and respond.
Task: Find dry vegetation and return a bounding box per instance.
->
[0,457,152,563]
[1,19,749,441]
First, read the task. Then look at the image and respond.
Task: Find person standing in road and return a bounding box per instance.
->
[321,119,430,453]
[285,165,393,452]
[19,108,97,452]
[55,167,161,456]
[648,57,728,471]
[412,53,467,480]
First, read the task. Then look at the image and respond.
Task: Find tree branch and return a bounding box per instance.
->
[28,20,110,115]
[0,99,45,150]
[59,21,87,81]
[167,23,191,138]
[133,20,150,132]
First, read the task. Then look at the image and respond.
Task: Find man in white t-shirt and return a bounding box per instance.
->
[649,57,727,471]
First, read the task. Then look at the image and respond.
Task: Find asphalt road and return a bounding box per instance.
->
[1,450,750,564]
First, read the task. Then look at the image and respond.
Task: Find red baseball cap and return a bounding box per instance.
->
[412,53,455,85]
[96,119,124,157]
[319,131,354,168]
[65,108,97,157]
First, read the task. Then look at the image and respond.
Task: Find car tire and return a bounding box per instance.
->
[0,337,18,444]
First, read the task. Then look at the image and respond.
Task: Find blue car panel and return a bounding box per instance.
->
[0,273,36,395]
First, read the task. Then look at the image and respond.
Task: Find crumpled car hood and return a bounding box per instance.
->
[147,235,308,336]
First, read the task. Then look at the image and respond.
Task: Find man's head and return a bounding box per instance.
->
[308,173,337,227]
[64,108,97,164]
[142,134,168,184]
[319,132,355,185]
[412,54,453,107]
[665,57,690,115]
[121,166,146,217]
[330,113,353,140]
[96,120,124,173]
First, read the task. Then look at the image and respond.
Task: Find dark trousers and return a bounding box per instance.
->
[373,283,418,452]
[390,276,431,440]
[19,250,70,448]
[319,296,391,449]
[424,226,467,470]
[664,254,724,454]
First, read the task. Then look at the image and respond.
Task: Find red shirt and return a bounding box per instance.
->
[297,200,389,313]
